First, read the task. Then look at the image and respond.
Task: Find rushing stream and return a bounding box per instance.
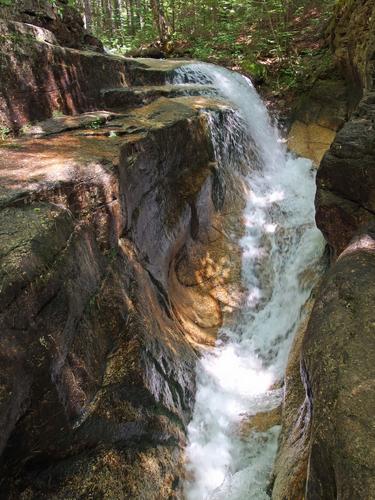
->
[171,64,326,499]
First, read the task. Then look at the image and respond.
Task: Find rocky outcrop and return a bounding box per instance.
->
[316,0,375,257]
[271,299,315,500]
[101,84,216,111]
[288,0,375,166]
[0,5,249,495]
[0,18,194,131]
[0,0,103,52]
[288,76,349,166]
[0,90,244,497]
[0,9,247,494]
[328,0,375,104]
[316,89,375,257]
[289,0,375,170]
[274,1,375,498]
[302,3,375,496]
[302,229,375,499]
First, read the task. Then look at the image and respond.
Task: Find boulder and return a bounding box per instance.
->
[302,229,375,499]
[316,90,375,256]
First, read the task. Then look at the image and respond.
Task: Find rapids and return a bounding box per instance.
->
[171,63,326,499]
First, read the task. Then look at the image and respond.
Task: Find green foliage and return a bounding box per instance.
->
[88,118,103,129]
[5,0,336,94]
[240,61,267,81]
[0,125,10,140]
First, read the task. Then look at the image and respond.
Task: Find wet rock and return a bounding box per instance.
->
[124,58,195,86]
[117,97,243,345]
[302,229,375,499]
[0,95,243,497]
[21,111,118,137]
[102,84,217,111]
[240,407,282,437]
[272,298,316,500]
[276,3,375,497]
[288,78,349,166]
[316,90,375,256]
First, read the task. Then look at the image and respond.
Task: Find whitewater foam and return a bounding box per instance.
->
[171,63,326,500]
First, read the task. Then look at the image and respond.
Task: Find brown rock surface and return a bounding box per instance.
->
[240,407,282,438]
[0,19,193,131]
[271,298,317,500]
[315,0,375,257]
[288,78,349,166]
[274,2,375,498]
[316,90,375,256]
[102,84,217,111]
[288,0,375,167]
[0,0,103,52]
[0,95,244,497]
[302,229,375,499]
[329,0,375,103]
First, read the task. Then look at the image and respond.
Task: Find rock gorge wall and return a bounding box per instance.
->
[273,1,375,498]
[2,1,375,498]
[304,1,375,496]
[0,0,104,51]
[0,6,245,498]
[0,1,193,131]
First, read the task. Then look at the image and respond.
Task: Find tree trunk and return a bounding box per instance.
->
[83,0,93,31]
[150,0,171,48]
[112,0,122,31]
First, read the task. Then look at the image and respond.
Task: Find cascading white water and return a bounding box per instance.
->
[171,63,326,499]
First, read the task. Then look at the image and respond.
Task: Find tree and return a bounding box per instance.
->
[150,0,171,48]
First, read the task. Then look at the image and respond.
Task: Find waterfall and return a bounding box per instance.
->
[171,63,326,499]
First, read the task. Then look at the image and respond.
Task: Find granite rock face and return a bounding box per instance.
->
[303,229,375,499]
[0,18,194,131]
[288,77,349,166]
[0,0,103,51]
[0,7,246,495]
[316,89,375,257]
[316,0,375,258]
[271,299,316,500]
[305,4,375,496]
[328,0,375,102]
[274,2,375,498]
[0,93,244,497]
[0,10,248,489]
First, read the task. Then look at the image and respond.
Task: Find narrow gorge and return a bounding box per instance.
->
[0,1,374,499]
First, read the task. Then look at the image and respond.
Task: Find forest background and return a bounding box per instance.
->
[63,0,337,97]
[0,0,338,104]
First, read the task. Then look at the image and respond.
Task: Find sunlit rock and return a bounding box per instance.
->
[0,92,243,497]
